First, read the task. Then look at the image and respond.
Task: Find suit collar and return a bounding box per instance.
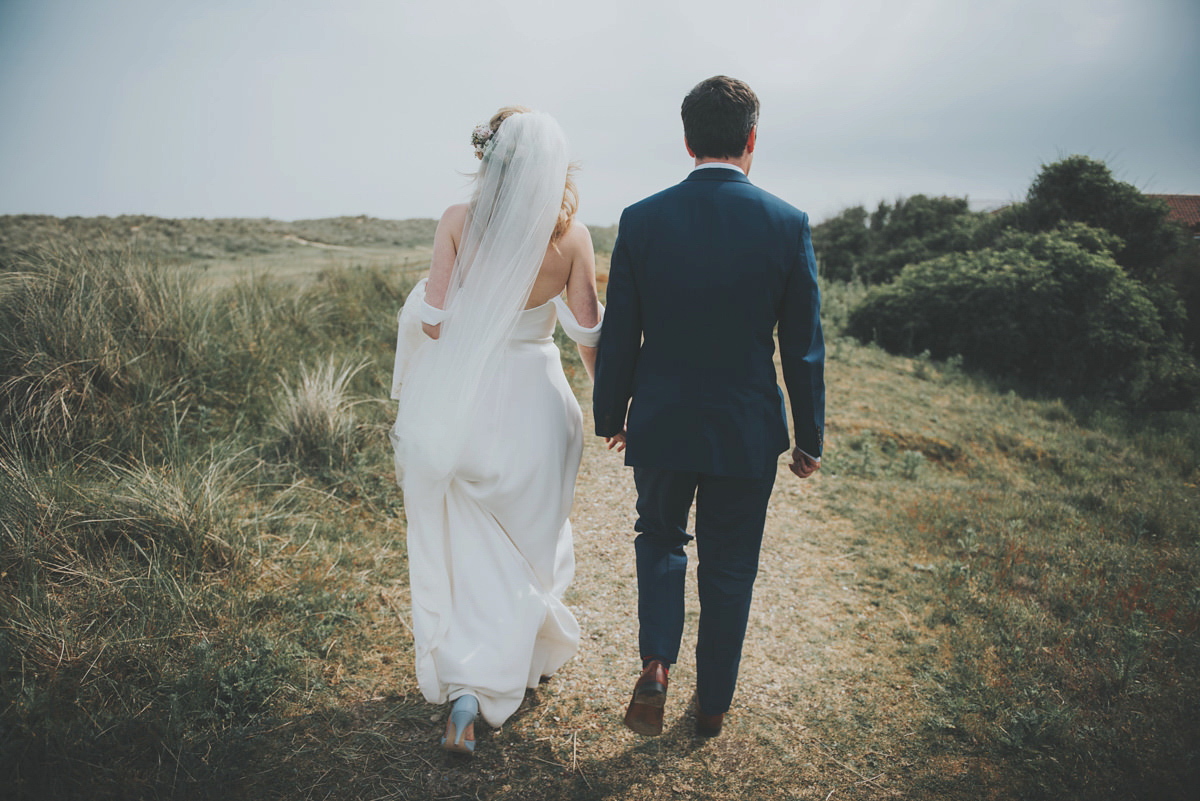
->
[692,162,745,176]
[684,168,752,185]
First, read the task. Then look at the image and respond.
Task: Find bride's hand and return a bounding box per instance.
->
[605,429,627,452]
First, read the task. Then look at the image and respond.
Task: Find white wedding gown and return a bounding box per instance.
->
[390,278,600,726]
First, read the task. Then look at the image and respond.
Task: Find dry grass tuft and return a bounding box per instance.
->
[270,357,369,470]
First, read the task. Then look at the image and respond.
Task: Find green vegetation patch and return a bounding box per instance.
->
[815,155,1200,410]
[0,241,417,798]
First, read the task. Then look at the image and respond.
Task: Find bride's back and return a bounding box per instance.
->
[436,207,591,310]
[525,219,592,310]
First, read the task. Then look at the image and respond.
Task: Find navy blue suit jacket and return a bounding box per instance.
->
[593,167,825,478]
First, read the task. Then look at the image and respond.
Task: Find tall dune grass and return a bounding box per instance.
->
[0,248,202,457]
[270,357,369,469]
[0,246,412,797]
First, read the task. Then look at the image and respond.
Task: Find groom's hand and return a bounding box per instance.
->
[605,429,627,453]
[789,447,820,479]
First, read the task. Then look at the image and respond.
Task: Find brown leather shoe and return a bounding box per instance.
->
[623,660,668,736]
[695,709,724,737]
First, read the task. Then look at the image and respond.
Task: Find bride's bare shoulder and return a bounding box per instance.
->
[562,219,594,254]
[435,204,469,248]
[439,203,469,228]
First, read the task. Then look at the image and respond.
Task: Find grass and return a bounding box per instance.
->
[817,332,1200,798]
[0,215,440,265]
[1,220,1198,799]
[270,357,370,470]
[0,236,411,798]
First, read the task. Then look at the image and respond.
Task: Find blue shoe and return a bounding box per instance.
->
[441,695,478,754]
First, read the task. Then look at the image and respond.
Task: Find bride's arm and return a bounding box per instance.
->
[577,345,598,382]
[422,204,467,339]
[563,223,601,380]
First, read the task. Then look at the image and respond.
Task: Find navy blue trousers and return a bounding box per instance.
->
[632,465,777,716]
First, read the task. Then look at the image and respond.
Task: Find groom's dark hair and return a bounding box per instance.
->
[681,76,759,160]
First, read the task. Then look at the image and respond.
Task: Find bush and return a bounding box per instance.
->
[846,225,1199,405]
[813,195,982,284]
[975,156,1200,360]
[812,205,869,281]
[1021,155,1184,282]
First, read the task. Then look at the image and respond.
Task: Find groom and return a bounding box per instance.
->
[593,75,824,737]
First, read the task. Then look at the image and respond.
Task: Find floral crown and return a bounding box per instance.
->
[471,123,496,159]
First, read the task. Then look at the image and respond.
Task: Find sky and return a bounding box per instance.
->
[1,0,1197,225]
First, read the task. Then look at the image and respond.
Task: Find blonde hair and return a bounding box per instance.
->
[481,106,578,244]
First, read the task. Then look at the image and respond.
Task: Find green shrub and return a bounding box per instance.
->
[977,156,1200,360]
[812,205,869,281]
[813,195,983,284]
[1021,155,1184,282]
[846,225,1198,405]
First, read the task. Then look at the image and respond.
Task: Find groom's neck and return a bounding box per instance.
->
[694,154,753,175]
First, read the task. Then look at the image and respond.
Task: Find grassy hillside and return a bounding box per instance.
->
[0,214,440,263]
[1,220,1197,799]
[0,215,619,290]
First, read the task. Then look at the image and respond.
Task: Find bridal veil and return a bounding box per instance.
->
[393,111,571,482]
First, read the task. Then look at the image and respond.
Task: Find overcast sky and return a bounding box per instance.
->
[1,0,1196,225]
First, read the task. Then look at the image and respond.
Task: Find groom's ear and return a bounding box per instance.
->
[745,126,757,155]
[684,137,696,159]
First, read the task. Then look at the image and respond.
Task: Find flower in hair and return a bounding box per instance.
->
[471,124,495,158]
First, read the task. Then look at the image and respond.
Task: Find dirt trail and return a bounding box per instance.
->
[266,381,954,800]
[491,390,943,798]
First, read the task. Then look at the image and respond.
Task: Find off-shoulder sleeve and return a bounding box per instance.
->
[552,295,604,347]
[418,297,449,325]
[392,278,432,400]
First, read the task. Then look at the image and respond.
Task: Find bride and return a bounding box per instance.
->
[389,107,602,754]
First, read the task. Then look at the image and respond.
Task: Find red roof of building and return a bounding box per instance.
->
[1149,194,1200,229]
